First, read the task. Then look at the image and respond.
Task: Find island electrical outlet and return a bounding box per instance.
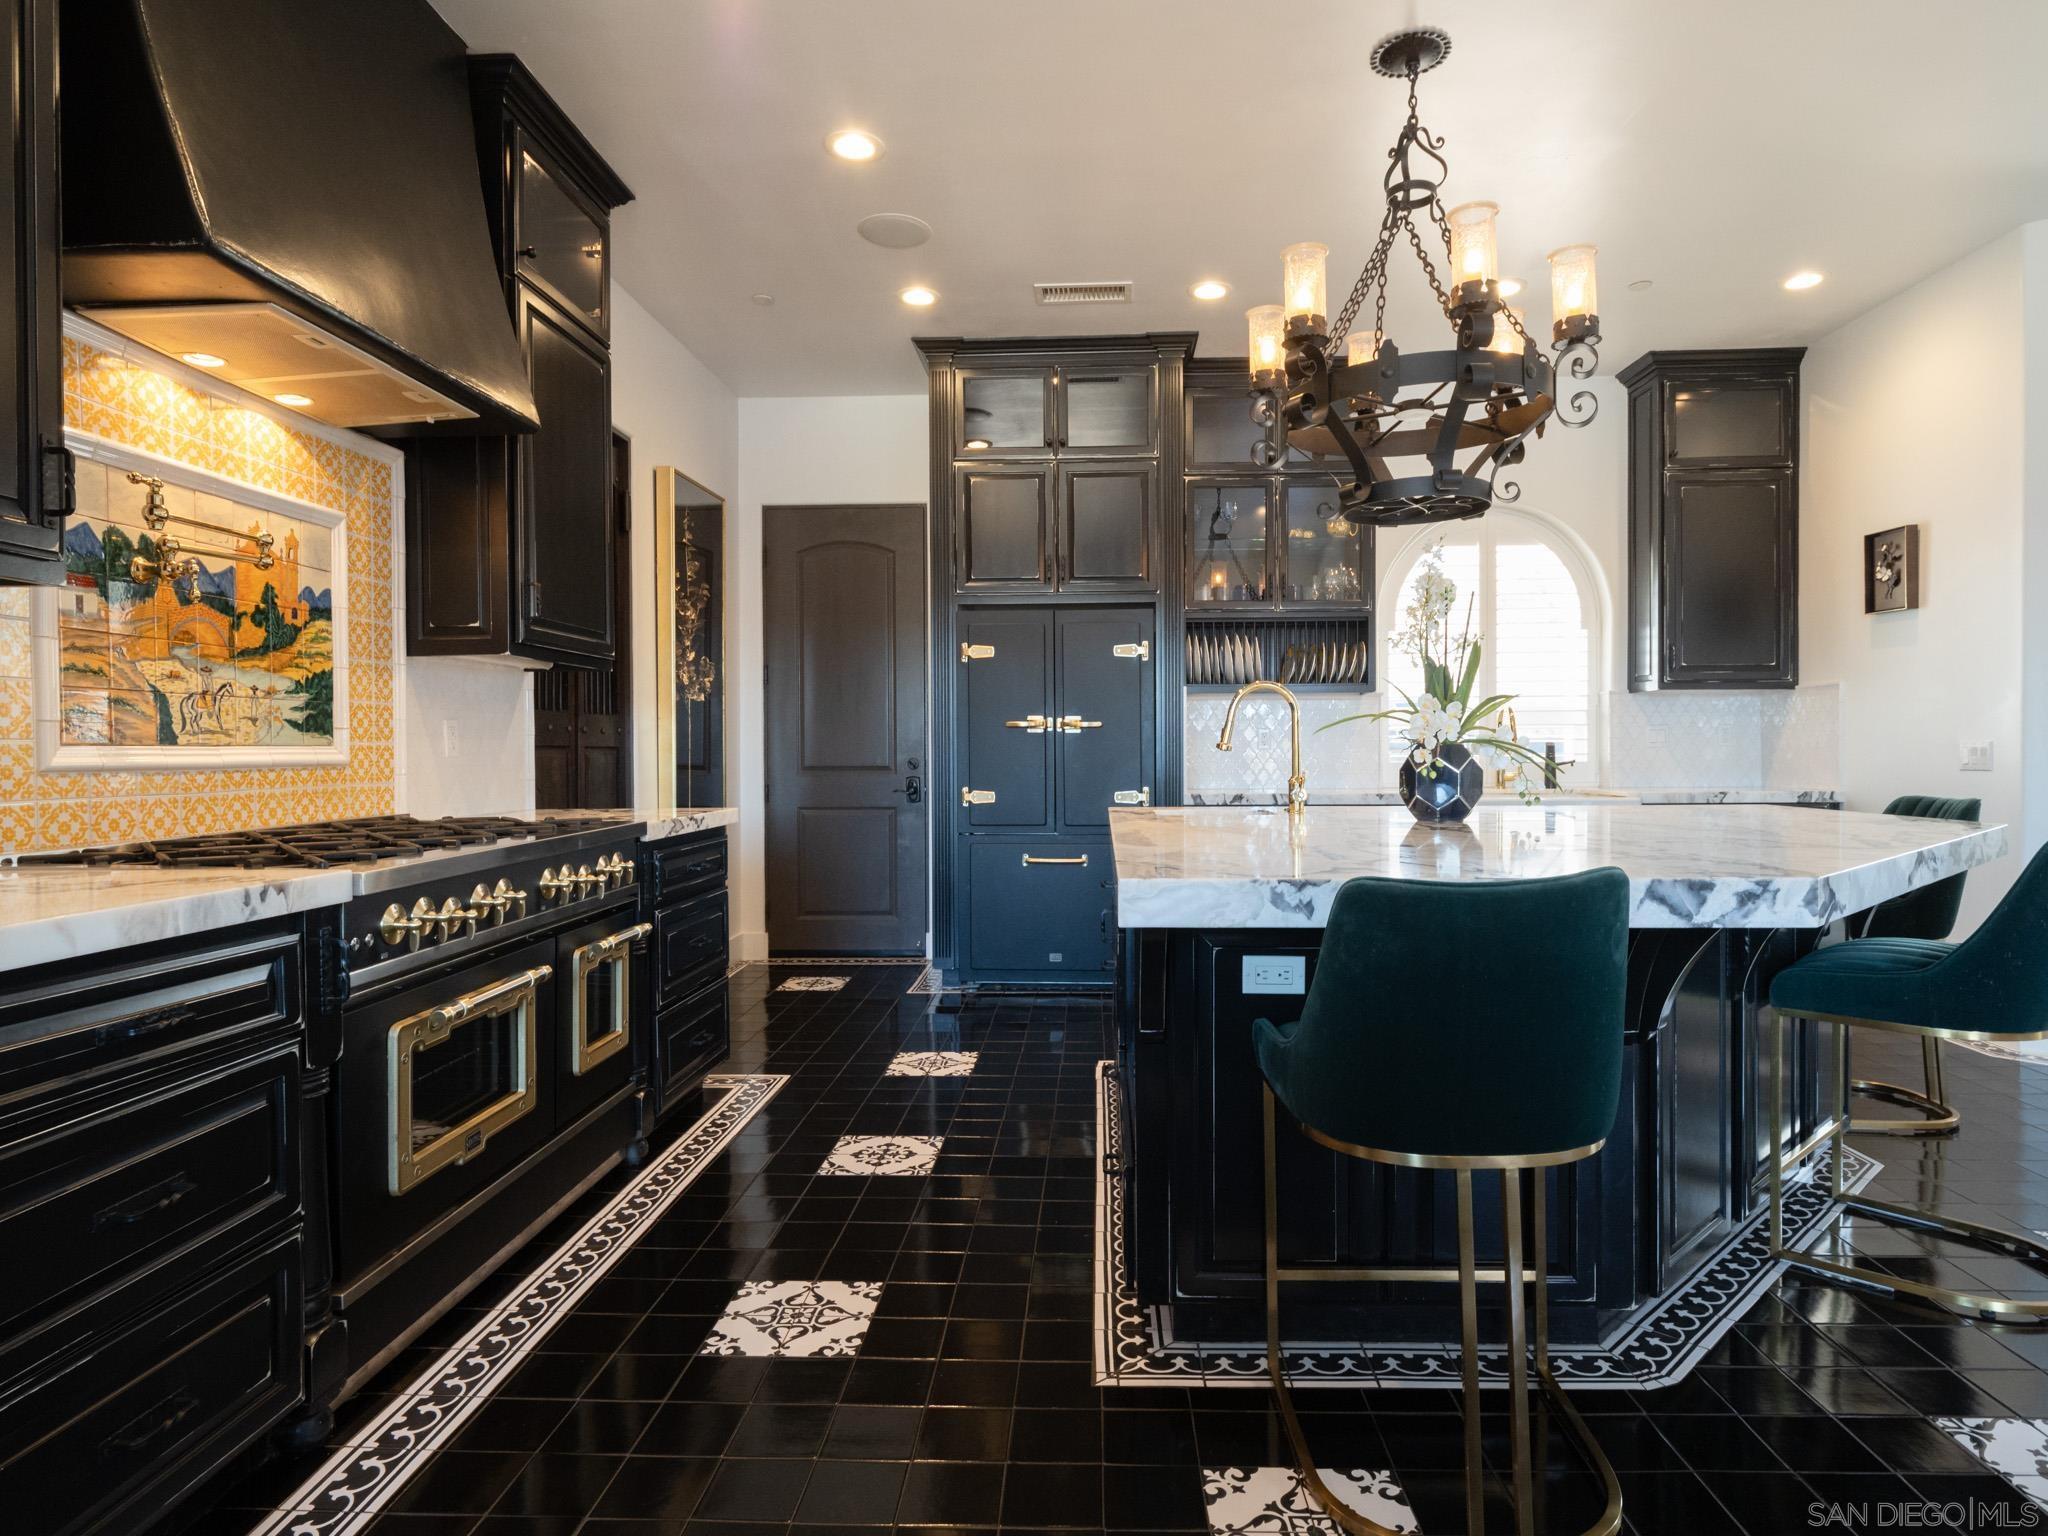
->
[1242,955,1306,995]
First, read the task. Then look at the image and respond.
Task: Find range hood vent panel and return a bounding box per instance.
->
[60,0,540,436]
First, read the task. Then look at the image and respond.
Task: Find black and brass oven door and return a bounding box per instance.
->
[556,903,650,1129]
[336,937,558,1281]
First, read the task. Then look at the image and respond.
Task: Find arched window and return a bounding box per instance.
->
[1381,510,1603,781]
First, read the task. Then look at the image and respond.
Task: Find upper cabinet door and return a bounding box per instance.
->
[1663,379,1794,469]
[1058,463,1154,592]
[516,289,615,661]
[1056,365,1155,456]
[1661,469,1796,687]
[0,0,70,587]
[1185,478,1273,607]
[956,368,1054,458]
[1185,384,1269,472]
[956,464,1052,591]
[1279,481,1369,608]
[516,141,610,340]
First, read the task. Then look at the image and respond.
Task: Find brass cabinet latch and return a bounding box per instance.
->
[1111,788,1152,806]
[1003,714,1050,733]
[960,642,995,661]
[961,788,996,806]
[1111,641,1150,660]
[1057,715,1102,732]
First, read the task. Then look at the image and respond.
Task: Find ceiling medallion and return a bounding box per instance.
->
[1246,28,1601,527]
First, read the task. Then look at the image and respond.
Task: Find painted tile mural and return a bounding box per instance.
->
[0,323,400,854]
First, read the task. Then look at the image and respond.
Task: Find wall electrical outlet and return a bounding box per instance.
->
[441,720,461,759]
[1242,955,1306,995]
[1960,740,1994,772]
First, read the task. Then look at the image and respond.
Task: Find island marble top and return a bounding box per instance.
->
[1109,804,2010,930]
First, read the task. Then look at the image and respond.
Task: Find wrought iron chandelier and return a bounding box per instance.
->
[1247,27,1601,527]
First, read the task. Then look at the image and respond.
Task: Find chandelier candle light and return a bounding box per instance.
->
[1245,27,1602,526]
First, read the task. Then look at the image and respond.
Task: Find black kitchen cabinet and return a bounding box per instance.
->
[1183,374,1343,474]
[406,55,631,665]
[1184,475,1369,611]
[954,460,1156,594]
[639,826,731,1121]
[1621,348,1803,690]
[1059,462,1153,589]
[953,360,1155,459]
[956,464,1052,589]
[0,0,72,587]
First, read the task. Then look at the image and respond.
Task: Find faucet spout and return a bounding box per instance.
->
[1217,680,1308,815]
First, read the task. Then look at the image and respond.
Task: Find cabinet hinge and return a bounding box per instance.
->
[960,642,995,662]
[526,577,543,618]
[1111,640,1150,661]
[1112,787,1152,806]
[39,442,74,516]
[961,787,996,806]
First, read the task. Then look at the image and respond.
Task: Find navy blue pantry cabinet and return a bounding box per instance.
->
[954,607,1152,984]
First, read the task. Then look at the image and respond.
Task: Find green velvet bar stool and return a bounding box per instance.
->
[1256,870,1628,1536]
[1770,839,2048,1322]
[1847,794,1982,1137]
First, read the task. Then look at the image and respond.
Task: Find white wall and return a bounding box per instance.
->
[733,395,930,960]
[1802,228,2030,929]
[2024,223,2048,883]
[404,659,537,815]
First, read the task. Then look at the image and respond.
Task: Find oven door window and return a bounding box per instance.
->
[571,922,650,1076]
[389,965,549,1195]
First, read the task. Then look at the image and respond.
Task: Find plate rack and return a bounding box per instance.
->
[1183,615,1372,690]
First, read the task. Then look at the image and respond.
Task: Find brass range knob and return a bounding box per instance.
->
[539,863,577,901]
[471,882,509,922]
[571,863,605,892]
[496,877,530,918]
[433,896,482,939]
[594,852,634,888]
[378,901,425,948]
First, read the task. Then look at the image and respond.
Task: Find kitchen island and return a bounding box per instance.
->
[1107,804,2007,1377]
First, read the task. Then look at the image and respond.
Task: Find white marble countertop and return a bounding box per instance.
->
[1186,787,1841,808]
[0,808,740,976]
[1110,804,2007,930]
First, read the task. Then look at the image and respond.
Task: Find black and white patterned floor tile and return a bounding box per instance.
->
[1091,1061,1884,1392]
[1202,1465,1417,1536]
[1934,1418,2048,1510]
[699,1279,882,1358]
[1956,1038,2048,1065]
[817,1132,944,1175]
[884,1049,978,1077]
[239,1073,786,1536]
[776,974,849,992]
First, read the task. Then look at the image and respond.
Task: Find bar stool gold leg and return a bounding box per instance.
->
[1455,1169,1484,1536]
[1501,1169,1536,1536]
[1770,1011,2048,1323]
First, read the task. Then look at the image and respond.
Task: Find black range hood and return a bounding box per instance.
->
[59,0,539,435]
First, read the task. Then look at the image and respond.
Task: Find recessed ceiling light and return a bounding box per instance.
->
[899,285,937,307]
[1783,270,1824,291]
[181,351,227,368]
[964,438,992,451]
[1190,279,1230,302]
[273,393,314,408]
[1627,279,1654,292]
[828,129,883,162]
[1496,276,1524,298]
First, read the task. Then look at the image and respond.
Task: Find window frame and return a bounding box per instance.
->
[1378,508,1606,784]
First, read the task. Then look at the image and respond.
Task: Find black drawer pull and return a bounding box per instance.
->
[93,1005,195,1048]
[685,1027,714,1050]
[91,1171,198,1232]
[99,1388,201,1456]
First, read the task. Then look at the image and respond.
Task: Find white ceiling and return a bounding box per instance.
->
[432,0,2048,397]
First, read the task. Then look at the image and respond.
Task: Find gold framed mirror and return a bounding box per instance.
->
[653,467,727,808]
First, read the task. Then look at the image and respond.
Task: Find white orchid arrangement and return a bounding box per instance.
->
[1323,548,1557,803]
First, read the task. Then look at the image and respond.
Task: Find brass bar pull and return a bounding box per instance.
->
[961,788,996,806]
[436,964,555,1027]
[1003,714,1050,732]
[1022,854,1088,866]
[1058,716,1102,732]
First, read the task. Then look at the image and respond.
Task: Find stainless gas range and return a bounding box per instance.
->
[27,813,660,1402]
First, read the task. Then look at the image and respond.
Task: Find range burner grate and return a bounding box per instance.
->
[18,813,627,870]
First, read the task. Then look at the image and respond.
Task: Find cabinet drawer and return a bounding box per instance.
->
[964,840,1115,976]
[0,1231,303,1536]
[650,833,727,906]
[0,1043,297,1339]
[656,983,729,1106]
[0,929,299,1109]
[655,893,728,1006]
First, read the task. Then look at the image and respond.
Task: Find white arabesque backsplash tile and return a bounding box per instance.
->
[1183,691,1383,796]
[1604,684,1838,789]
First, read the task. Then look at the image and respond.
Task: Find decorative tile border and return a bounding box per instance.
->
[1203,1466,1417,1536]
[243,1073,786,1536]
[1933,1417,2048,1512]
[1955,1039,2048,1065]
[1090,1060,1881,1390]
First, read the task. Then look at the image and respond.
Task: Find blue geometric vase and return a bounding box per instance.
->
[1398,740,1486,824]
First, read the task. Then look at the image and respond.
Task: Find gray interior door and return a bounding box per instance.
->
[764,505,928,954]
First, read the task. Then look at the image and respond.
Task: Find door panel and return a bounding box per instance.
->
[956,368,1052,456]
[958,611,1052,831]
[764,506,927,953]
[1664,470,1794,684]
[1055,609,1153,831]
[516,288,613,658]
[1057,366,1154,455]
[1059,463,1153,590]
[964,839,1115,976]
[957,466,1051,589]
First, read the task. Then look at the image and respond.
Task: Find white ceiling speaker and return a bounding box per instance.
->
[856,213,932,249]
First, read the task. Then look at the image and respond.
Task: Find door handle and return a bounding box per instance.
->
[1057,716,1102,732]
[893,773,923,803]
[1004,714,1051,733]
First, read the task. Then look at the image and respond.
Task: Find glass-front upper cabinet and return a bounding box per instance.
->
[1185,480,1271,606]
[954,363,1156,459]
[1281,482,1368,606]
[517,146,608,338]
[1184,381,1348,472]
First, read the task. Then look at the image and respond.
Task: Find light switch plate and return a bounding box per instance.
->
[1243,955,1306,995]
[1960,740,1994,772]
[441,720,461,758]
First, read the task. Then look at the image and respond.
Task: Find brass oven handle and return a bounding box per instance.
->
[436,964,554,1026]
[1022,854,1089,866]
[592,921,653,957]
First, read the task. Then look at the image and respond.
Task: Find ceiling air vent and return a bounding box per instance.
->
[1034,281,1133,307]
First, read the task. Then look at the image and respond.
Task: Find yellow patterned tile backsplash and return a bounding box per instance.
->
[1,326,401,854]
